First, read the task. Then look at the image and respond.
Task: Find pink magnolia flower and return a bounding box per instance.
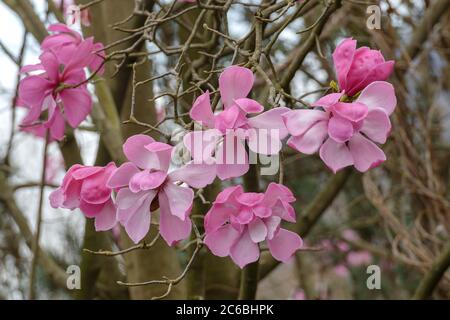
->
[184,66,289,180]
[333,38,394,96]
[53,0,91,26]
[283,81,397,173]
[204,183,303,268]
[41,24,105,75]
[18,41,95,141]
[107,134,216,245]
[49,162,117,231]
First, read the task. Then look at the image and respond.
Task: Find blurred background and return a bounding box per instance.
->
[0,0,449,299]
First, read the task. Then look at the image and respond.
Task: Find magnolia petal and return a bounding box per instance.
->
[190,91,215,128]
[230,230,260,269]
[328,116,354,143]
[287,120,328,154]
[348,133,386,172]
[267,228,303,262]
[158,191,192,246]
[204,224,241,257]
[360,108,391,144]
[248,218,268,243]
[319,138,354,173]
[356,81,396,115]
[219,66,254,109]
[162,183,194,221]
[94,200,117,231]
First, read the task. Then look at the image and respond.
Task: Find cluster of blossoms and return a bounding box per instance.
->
[282,38,396,173]
[185,65,289,180]
[18,24,104,141]
[42,35,397,269]
[204,184,302,268]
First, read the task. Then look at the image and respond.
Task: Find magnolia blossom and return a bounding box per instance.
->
[333,38,394,96]
[19,24,104,141]
[283,81,397,173]
[184,65,289,180]
[204,183,303,268]
[41,24,105,74]
[53,0,92,26]
[107,135,216,245]
[50,163,117,231]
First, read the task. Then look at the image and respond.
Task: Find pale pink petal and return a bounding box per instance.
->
[356,81,397,115]
[117,190,156,224]
[215,185,243,204]
[332,102,368,122]
[204,224,241,257]
[183,129,221,164]
[169,163,216,188]
[234,98,264,114]
[360,108,391,144]
[233,207,254,224]
[287,120,328,154]
[216,134,249,180]
[115,188,150,210]
[144,142,173,172]
[265,216,281,240]
[123,134,158,169]
[158,191,192,246]
[253,205,272,218]
[94,200,117,231]
[60,88,92,128]
[190,91,215,128]
[204,203,235,233]
[247,128,283,155]
[328,116,354,143]
[348,133,386,172]
[248,218,268,243]
[248,107,290,139]
[282,109,329,137]
[230,230,260,268]
[162,183,194,220]
[219,66,254,109]
[332,38,356,91]
[123,195,153,244]
[267,228,303,262]
[236,193,264,206]
[107,162,140,188]
[311,92,344,110]
[263,182,296,207]
[319,138,353,173]
[271,200,296,223]
[214,105,246,131]
[49,188,65,208]
[129,170,167,192]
